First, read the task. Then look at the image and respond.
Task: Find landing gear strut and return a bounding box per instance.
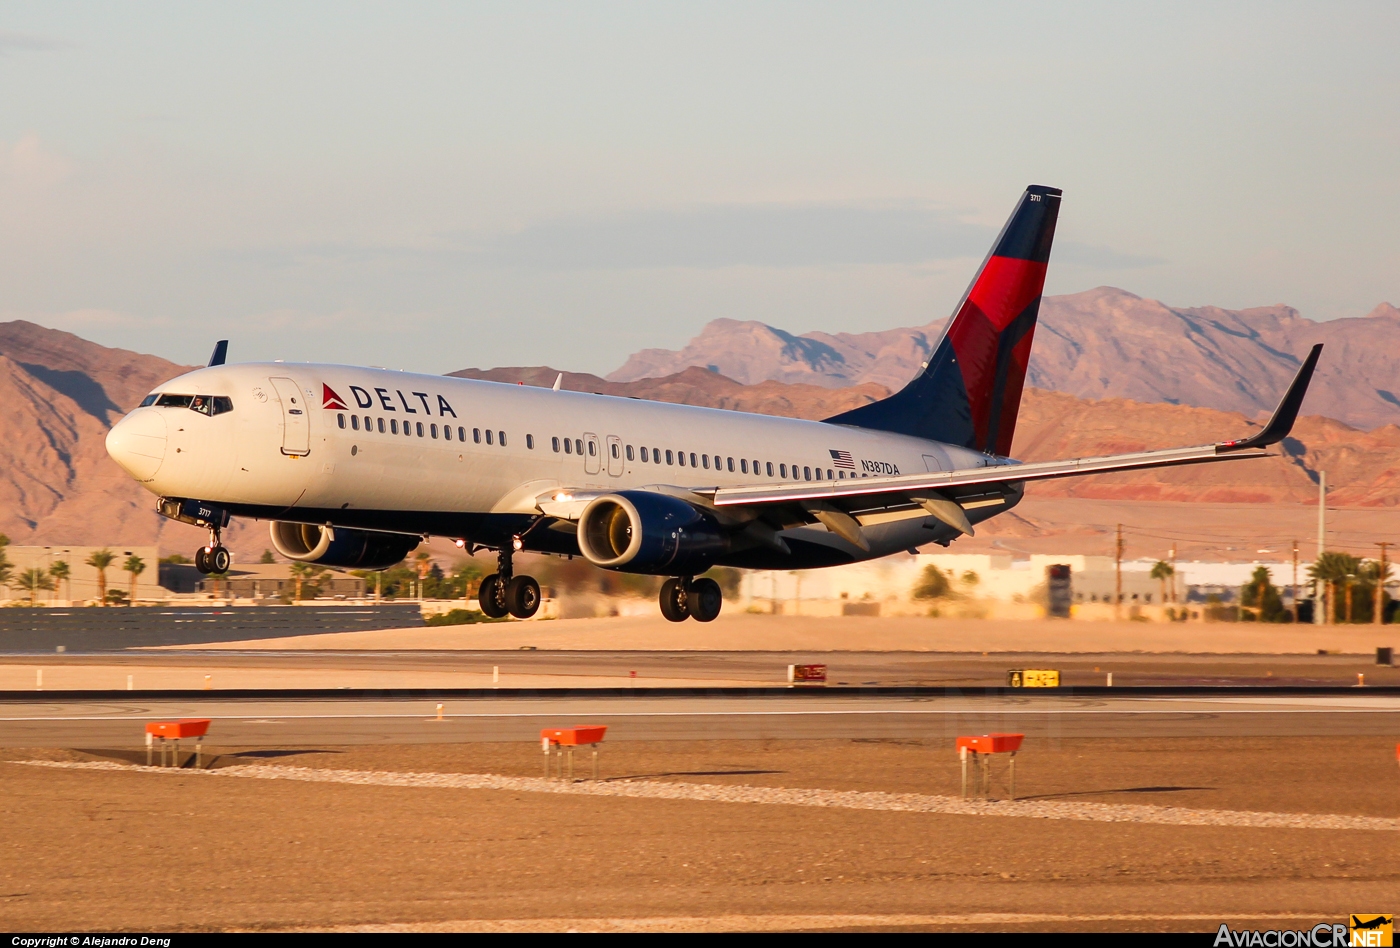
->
[194,525,230,574]
[478,545,541,619]
[659,577,722,623]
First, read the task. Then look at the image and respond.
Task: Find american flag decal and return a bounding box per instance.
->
[829,449,856,470]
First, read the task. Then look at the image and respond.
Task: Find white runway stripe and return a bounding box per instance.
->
[16,759,1399,832]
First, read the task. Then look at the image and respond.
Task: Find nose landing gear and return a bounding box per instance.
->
[659,576,722,623]
[478,544,542,619]
[194,525,231,574]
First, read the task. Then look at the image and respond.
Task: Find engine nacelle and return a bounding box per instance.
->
[577,491,728,576]
[269,521,419,570]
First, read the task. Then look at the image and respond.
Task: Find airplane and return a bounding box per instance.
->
[105,185,1323,622]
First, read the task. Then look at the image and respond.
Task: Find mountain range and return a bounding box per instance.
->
[1,286,1397,556]
[609,287,1400,431]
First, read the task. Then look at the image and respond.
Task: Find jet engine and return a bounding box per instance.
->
[577,491,727,575]
[269,521,419,570]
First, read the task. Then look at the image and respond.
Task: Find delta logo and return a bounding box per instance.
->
[322,382,457,418]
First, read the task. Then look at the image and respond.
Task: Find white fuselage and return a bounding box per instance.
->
[106,362,1016,568]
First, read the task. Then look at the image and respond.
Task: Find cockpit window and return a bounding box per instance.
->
[139,394,158,407]
[149,393,232,415]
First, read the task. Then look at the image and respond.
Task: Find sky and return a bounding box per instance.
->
[1,2,1397,374]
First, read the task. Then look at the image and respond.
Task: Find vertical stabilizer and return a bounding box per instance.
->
[825,185,1061,456]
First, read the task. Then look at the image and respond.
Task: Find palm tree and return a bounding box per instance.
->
[49,560,70,603]
[289,561,314,600]
[1150,560,1174,606]
[0,533,12,598]
[124,555,146,603]
[1309,551,1361,623]
[19,568,53,606]
[86,548,116,606]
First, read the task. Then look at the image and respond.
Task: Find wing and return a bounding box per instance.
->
[701,344,1322,544]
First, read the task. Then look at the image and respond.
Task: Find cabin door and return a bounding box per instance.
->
[582,432,601,475]
[270,377,311,456]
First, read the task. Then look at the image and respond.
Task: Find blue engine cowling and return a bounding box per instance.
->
[269,521,419,570]
[576,491,728,576]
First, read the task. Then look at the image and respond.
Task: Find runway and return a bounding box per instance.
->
[4,691,1398,745]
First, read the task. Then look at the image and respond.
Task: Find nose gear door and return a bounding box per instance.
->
[606,435,624,477]
[270,377,311,456]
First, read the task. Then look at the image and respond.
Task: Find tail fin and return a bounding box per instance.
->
[825,185,1061,456]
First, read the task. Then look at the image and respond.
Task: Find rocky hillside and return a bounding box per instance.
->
[608,287,1400,431]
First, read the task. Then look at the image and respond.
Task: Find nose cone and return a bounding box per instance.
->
[106,410,168,481]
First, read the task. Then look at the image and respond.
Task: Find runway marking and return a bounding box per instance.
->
[17,760,1400,833]
[1,706,1398,722]
[317,913,1329,933]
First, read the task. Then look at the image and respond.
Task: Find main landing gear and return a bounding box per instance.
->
[194,525,231,574]
[659,577,722,623]
[478,547,541,619]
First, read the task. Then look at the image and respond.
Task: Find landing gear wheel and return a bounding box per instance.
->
[659,578,690,622]
[194,548,211,574]
[689,577,722,622]
[505,575,541,619]
[210,546,231,573]
[477,574,508,618]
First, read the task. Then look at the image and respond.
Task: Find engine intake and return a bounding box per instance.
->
[269,522,419,570]
[577,491,727,575]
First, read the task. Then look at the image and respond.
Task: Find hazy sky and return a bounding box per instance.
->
[2,2,1397,374]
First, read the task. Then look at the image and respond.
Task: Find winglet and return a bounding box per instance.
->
[1217,344,1322,452]
[552,373,563,392]
[207,340,229,367]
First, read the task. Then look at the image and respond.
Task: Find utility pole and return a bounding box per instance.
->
[1115,523,1124,620]
[1378,542,1390,626]
[1314,471,1326,625]
[1291,539,1299,624]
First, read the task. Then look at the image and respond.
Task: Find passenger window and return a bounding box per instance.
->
[838,470,845,479]
[727,457,734,472]
[804,467,811,480]
[677,452,686,467]
[404,421,411,437]
[587,440,595,457]
[740,459,748,474]
[780,464,787,478]
[553,437,561,452]
[665,450,674,465]
[363,415,371,430]
[828,469,834,480]
[337,414,346,429]
[378,418,386,433]
[499,431,506,446]
[351,416,360,431]
[651,446,659,462]
[689,453,697,467]
[458,427,465,441]
[714,455,721,469]
[416,422,424,437]
[702,455,709,469]
[815,469,822,481]
[611,443,619,459]
[564,438,572,454]
[431,424,438,439]
[575,439,583,455]
[526,434,534,449]
[765,462,773,477]
[473,428,481,443]
[390,419,398,434]
[444,425,452,441]
[626,445,634,461]
[640,446,648,461]
[485,430,493,445]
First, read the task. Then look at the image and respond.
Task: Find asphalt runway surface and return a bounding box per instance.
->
[3,692,1398,746]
